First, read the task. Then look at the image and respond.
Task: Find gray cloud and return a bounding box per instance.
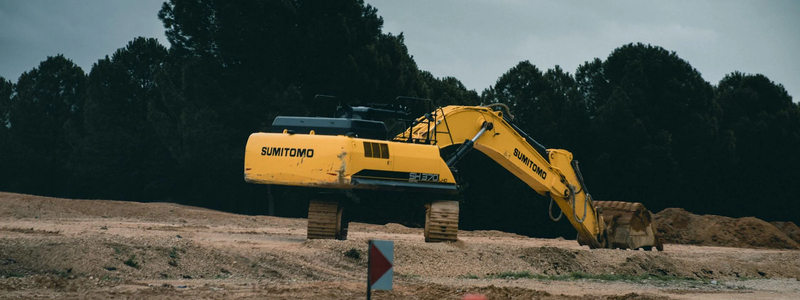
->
[1,1,797,101]
[0,0,166,81]
[370,0,800,100]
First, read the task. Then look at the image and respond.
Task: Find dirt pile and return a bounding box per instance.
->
[0,192,255,227]
[654,208,800,249]
[771,221,800,244]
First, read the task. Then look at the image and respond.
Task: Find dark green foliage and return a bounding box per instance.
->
[68,37,173,200]
[546,44,719,214]
[480,43,799,227]
[713,72,800,220]
[0,77,13,189]
[483,63,589,150]
[149,54,249,208]
[2,55,86,195]
[0,77,11,126]
[158,0,426,117]
[420,72,480,107]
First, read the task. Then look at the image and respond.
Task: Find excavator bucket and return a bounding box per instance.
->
[594,201,663,251]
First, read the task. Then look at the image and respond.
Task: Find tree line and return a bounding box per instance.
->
[1,0,798,233]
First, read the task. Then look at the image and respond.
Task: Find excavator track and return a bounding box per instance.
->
[307,199,345,240]
[424,200,459,242]
[595,201,663,251]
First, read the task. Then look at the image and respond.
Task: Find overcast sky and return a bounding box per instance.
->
[1,1,798,100]
[0,0,166,81]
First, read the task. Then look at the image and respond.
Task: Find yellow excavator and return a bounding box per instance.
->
[244,98,663,250]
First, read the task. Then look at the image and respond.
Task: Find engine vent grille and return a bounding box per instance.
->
[363,142,389,159]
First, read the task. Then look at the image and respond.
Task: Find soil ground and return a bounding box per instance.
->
[1,192,799,299]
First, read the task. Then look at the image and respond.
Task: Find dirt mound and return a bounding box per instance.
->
[654,208,800,249]
[0,192,301,229]
[771,221,800,244]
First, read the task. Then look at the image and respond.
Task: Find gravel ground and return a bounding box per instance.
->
[1,192,799,299]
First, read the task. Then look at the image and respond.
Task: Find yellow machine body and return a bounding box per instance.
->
[244,133,457,194]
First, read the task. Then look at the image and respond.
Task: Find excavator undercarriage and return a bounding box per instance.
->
[244,99,663,250]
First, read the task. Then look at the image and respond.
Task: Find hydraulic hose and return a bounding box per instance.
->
[482,103,515,120]
[548,197,564,222]
[569,183,588,224]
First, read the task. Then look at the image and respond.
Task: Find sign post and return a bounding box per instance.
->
[367,240,393,300]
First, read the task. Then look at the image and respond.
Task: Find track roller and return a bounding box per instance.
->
[424,200,459,242]
[307,199,346,240]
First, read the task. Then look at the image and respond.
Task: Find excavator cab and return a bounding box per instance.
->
[269,116,390,140]
[267,95,414,140]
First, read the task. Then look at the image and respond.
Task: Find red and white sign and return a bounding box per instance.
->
[368,240,393,291]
